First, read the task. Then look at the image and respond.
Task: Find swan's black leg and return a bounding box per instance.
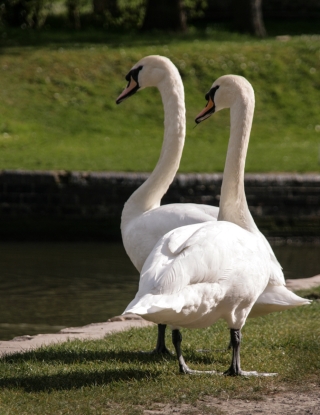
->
[172,329,217,374]
[140,324,171,354]
[224,329,242,375]
[153,324,171,354]
[224,328,277,377]
[172,329,193,373]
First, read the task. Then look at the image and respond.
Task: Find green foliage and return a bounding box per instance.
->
[92,0,208,31]
[0,0,53,28]
[0,301,319,413]
[0,0,209,31]
[184,0,208,19]
[103,0,146,30]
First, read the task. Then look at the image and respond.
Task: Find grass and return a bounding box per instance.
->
[0,22,319,414]
[0,25,319,172]
[0,287,319,414]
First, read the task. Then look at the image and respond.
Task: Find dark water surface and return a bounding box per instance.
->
[0,242,319,341]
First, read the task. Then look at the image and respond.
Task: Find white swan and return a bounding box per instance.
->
[116,56,219,352]
[123,75,310,375]
[195,75,308,319]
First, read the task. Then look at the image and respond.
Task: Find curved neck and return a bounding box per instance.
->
[122,71,185,227]
[218,92,259,234]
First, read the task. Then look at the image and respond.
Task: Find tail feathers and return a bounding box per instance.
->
[123,293,184,317]
[249,284,311,318]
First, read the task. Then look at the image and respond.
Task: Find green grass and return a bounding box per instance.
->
[0,26,319,173]
[0,290,319,414]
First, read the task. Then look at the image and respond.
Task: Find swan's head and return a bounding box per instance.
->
[116,55,177,104]
[195,75,254,124]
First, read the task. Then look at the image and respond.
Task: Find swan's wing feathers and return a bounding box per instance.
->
[181,203,219,220]
[139,224,214,295]
[167,222,209,254]
[157,203,219,222]
[125,204,218,271]
[258,231,285,286]
[125,222,287,322]
[249,284,311,318]
[140,222,261,297]
[140,204,218,248]
[138,223,221,296]
[268,254,285,286]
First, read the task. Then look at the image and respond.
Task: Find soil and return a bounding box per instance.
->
[142,387,320,414]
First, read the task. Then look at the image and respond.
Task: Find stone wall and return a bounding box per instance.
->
[0,170,319,241]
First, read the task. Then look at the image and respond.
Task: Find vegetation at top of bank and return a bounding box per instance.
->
[0,25,319,173]
[0,291,319,414]
[1,0,320,36]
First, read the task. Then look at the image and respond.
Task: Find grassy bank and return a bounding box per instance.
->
[0,27,319,172]
[0,287,319,414]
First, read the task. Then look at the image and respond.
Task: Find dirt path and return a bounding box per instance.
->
[143,387,320,414]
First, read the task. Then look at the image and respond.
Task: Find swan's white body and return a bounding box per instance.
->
[122,203,218,272]
[125,221,276,329]
[125,219,308,328]
[118,56,218,272]
[123,75,310,374]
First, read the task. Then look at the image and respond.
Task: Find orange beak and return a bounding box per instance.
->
[116,77,139,104]
[195,96,215,124]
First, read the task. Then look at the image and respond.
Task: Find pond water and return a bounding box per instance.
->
[0,242,319,341]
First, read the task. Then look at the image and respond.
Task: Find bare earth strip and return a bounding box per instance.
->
[142,388,320,414]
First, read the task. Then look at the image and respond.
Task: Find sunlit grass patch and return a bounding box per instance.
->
[0,299,319,414]
[0,31,319,172]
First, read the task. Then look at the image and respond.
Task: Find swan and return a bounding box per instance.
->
[123,75,310,375]
[116,56,219,353]
[194,75,308,320]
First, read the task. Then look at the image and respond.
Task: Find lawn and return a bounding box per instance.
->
[0,287,319,414]
[0,26,319,172]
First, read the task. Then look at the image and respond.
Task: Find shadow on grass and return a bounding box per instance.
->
[0,348,166,392]
[1,348,173,365]
[0,366,159,392]
[1,346,223,366]
[0,346,227,392]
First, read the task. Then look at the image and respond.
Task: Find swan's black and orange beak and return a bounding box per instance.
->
[116,65,143,104]
[195,85,220,124]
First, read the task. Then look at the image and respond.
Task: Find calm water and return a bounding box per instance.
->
[0,242,319,341]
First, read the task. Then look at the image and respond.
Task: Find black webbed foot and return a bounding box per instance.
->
[224,328,277,377]
[172,329,217,375]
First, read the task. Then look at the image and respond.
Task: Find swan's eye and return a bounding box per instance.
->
[205,85,220,103]
[131,65,143,82]
[125,72,131,82]
[210,85,220,96]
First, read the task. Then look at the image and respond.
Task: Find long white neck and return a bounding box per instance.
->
[121,70,185,230]
[218,90,259,235]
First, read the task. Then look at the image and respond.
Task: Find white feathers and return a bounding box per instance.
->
[124,221,273,329]
[123,74,310,334]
